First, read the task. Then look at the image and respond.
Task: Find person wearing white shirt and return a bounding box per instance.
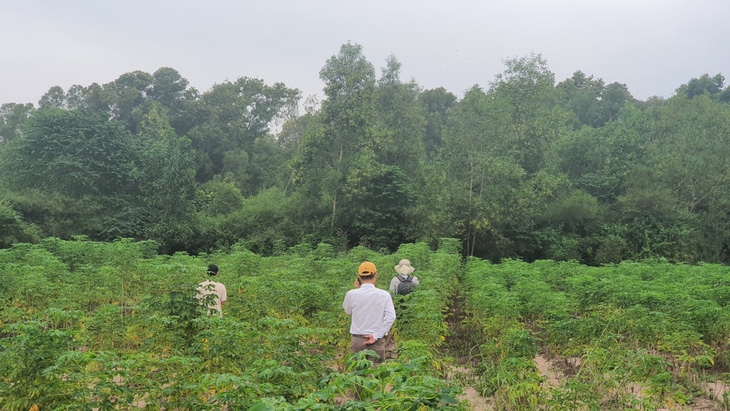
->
[197,264,227,316]
[342,261,396,364]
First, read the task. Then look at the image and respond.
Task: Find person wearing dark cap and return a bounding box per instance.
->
[197,264,227,315]
[342,261,396,364]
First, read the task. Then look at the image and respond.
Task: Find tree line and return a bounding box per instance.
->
[1,42,729,264]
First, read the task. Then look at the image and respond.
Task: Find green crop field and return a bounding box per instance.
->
[2,238,730,410]
[0,238,462,410]
[459,259,730,409]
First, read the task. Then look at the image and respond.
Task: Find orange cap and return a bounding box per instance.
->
[358,261,377,277]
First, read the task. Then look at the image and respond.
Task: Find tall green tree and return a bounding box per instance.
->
[338,55,427,248]
[148,67,200,136]
[418,87,456,155]
[433,55,572,258]
[644,94,730,261]
[438,85,536,257]
[293,42,377,239]
[0,103,34,143]
[555,105,652,202]
[107,70,155,133]
[557,71,635,129]
[557,71,605,128]
[2,109,140,198]
[187,77,299,186]
[650,95,730,214]
[489,54,564,174]
[601,82,635,124]
[0,109,144,241]
[130,105,198,250]
[38,86,67,110]
[65,83,113,113]
[676,73,725,99]
[148,67,190,108]
[374,55,426,175]
[438,86,497,255]
[139,136,197,251]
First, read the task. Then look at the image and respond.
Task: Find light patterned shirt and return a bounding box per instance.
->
[197,280,227,314]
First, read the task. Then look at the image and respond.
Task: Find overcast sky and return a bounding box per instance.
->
[2,0,729,107]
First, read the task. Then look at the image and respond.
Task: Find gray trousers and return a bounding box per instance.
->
[351,335,386,364]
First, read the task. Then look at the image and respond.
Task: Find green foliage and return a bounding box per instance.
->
[557,70,635,128]
[312,242,336,260]
[3,236,730,409]
[462,258,730,409]
[2,109,140,198]
[2,47,730,263]
[188,76,300,183]
[419,87,457,155]
[0,103,34,143]
[0,201,40,248]
[0,311,82,410]
[676,73,726,99]
[193,187,303,254]
[0,239,464,409]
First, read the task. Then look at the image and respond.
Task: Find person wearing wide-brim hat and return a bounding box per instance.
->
[389,259,419,295]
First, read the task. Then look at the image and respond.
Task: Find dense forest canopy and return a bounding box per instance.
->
[1,42,729,264]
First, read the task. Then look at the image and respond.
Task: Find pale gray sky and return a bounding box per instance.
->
[2,0,729,107]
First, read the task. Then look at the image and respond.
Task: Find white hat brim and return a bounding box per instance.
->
[395,265,415,276]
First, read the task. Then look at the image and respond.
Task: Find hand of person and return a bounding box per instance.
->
[363,335,377,345]
[353,278,361,289]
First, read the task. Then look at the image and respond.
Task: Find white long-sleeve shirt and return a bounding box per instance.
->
[343,283,396,340]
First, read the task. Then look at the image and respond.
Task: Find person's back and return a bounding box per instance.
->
[344,283,394,333]
[197,264,227,315]
[395,275,416,295]
[343,262,396,365]
[389,259,419,296]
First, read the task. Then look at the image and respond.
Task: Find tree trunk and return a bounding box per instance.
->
[331,144,344,230]
[331,193,337,230]
[467,157,474,256]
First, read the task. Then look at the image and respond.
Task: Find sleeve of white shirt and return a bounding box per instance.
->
[374,295,396,340]
[343,292,352,315]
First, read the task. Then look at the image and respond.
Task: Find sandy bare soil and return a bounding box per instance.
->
[533,353,729,411]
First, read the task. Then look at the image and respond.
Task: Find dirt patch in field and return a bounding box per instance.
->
[533,353,729,410]
[703,380,728,403]
[534,353,562,387]
[444,365,492,410]
[459,385,493,410]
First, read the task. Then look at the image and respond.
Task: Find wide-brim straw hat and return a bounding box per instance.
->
[394,259,415,276]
